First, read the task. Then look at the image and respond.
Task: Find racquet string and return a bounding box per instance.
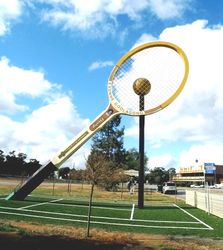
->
[112,46,185,113]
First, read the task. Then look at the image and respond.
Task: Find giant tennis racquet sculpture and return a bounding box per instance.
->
[6,41,189,200]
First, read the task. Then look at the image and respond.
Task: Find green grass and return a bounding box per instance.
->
[1,178,223,239]
[0,195,223,238]
[0,222,16,232]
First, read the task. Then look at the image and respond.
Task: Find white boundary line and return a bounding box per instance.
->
[0,210,212,230]
[0,205,210,230]
[173,204,214,230]
[27,195,174,208]
[130,203,135,220]
[0,198,213,230]
[0,206,200,224]
[17,198,63,210]
[0,206,130,221]
[34,200,131,211]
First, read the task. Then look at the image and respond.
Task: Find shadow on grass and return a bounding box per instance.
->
[0,232,134,250]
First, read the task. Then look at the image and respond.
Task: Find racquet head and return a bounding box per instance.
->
[108,41,189,116]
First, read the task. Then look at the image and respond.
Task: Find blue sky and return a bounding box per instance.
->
[0,0,223,170]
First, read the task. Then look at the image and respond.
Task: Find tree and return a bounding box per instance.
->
[4,151,27,176]
[125,148,148,170]
[167,168,176,181]
[85,152,108,237]
[0,150,6,174]
[70,169,85,181]
[26,159,41,176]
[0,149,41,176]
[146,167,169,185]
[90,115,126,168]
[58,167,70,179]
[97,161,122,191]
[116,169,129,199]
[0,150,5,164]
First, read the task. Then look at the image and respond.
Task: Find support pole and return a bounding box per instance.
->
[133,77,151,209]
[138,95,145,209]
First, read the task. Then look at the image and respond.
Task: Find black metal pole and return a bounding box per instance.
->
[138,95,145,209]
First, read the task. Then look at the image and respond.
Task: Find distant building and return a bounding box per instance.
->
[173,162,223,185]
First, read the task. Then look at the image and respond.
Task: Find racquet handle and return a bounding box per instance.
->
[52,104,118,167]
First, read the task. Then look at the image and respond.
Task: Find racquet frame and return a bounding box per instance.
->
[52,41,189,167]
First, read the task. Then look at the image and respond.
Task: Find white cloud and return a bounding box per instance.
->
[0,57,53,113]
[37,0,190,37]
[0,0,192,38]
[179,144,223,166]
[13,96,90,166]
[149,0,191,20]
[88,60,114,71]
[0,97,90,167]
[126,20,223,166]
[148,154,177,170]
[0,0,23,36]
[0,57,90,168]
[132,33,157,47]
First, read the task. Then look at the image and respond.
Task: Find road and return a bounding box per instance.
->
[171,187,223,201]
[175,189,186,200]
[143,184,186,200]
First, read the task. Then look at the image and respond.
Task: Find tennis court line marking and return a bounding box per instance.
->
[17,198,63,210]
[173,204,214,230]
[0,210,212,230]
[0,205,200,224]
[41,201,131,211]
[130,203,135,220]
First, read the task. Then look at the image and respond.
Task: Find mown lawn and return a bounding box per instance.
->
[0,178,223,239]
